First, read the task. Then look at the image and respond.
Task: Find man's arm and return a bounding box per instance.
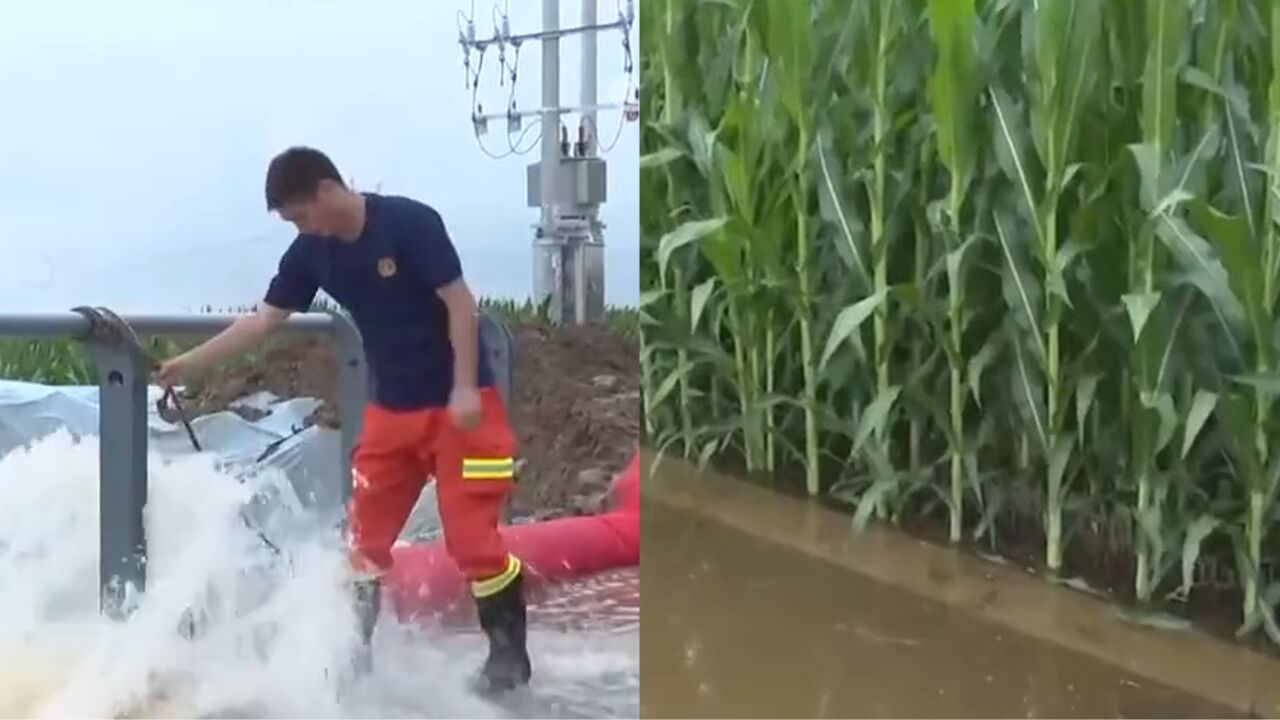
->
[159,238,317,386]
[178,303,291,369]
[437,277,479,390]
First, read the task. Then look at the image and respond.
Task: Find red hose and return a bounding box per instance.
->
[385,450,640,623]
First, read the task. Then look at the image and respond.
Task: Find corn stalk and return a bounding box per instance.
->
[989,0,1102,573]
[926,0,979,542]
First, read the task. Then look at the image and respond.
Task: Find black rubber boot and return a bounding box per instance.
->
[470,571,532,696]
[351,577,382,677]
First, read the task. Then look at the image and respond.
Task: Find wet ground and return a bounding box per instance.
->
[341,567,640,720]
[7,567,640,720]
[640,452,1280,719]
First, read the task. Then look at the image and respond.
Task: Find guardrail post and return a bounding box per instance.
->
[329,310,366,511]
[479,313,516,408]
[83,337,149,619]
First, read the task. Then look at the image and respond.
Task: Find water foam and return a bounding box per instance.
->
[0,429,639,719]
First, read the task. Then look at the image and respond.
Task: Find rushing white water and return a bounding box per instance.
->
[0,430,638,719]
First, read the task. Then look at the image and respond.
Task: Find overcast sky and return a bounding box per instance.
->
[0,0,639,313]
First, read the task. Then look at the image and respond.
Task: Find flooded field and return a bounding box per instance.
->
[639,453,1280,719]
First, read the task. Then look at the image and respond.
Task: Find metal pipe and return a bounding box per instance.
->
[0,311,341,340]
[575,237,588,324]
[582,0,598,158]
[537,0,563,322]
[0,312,92,339]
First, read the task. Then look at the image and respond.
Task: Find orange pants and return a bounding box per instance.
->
[346,387,518,589]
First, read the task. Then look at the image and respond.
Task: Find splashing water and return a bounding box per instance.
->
[0,430,639,718]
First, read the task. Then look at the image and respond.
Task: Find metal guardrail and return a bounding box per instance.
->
[0,309,516,620]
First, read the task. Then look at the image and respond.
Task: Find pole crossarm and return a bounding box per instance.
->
[460,18,627,50]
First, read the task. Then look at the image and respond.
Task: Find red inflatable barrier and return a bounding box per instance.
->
[385,451,640,624]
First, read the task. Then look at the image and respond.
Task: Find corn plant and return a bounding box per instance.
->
[926,0,979,542]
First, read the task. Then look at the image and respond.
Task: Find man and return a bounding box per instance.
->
[155,146,532,695]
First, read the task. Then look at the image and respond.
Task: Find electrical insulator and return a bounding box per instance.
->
[625,90,639,123]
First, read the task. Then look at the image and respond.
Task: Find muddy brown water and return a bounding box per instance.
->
[640,452,1280,719]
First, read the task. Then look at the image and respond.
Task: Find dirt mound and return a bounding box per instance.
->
[507,323,640,519]
[175,321,639,519]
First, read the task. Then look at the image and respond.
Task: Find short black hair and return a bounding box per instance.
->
[264,146,344,210]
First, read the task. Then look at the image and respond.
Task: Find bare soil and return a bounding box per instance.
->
[173,321,639,520]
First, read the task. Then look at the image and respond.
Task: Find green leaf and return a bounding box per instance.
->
[989,86,1043,237]
[1190,200,1271,368]
[820,291,887,370]
[927,0,978,203]
[1031,0,1102,186]
[657,218,729,279]
[639,288,668,308]
[945,233,984,297]
[1182,390,1218,460]
[1152,214,1247,363]
[1047,433,1075,502]
[1010,331,1049,452]
[816,129,871,283]
[851,444,900,532]
[994,210,1047,362]
[640,147,683,170]
[690,278,717,332]
[1049,240,1087,309]
[1076,374,1099,441]
[765,0,812,124]
[853,385,902,456]
[648,367,684,411]
[1139,390,1179,457]
[1219,392,1261,486]
[1178,515,1221,600]
[1230,373,1280,394]
[1122,292,1162,342]
[967,334,1001,409]
[1141,0,1186,155]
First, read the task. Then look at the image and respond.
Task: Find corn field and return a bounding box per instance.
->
[639,0,1280,645]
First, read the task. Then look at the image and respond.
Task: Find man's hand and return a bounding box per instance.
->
[448,385,482,431]
[154,354,196,389]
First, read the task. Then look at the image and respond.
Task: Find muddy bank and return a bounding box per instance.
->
[174,321,639,519]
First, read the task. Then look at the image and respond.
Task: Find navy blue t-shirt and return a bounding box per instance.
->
[262,193,494,410]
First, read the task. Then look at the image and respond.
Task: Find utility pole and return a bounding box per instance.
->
[459,0,636,326]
